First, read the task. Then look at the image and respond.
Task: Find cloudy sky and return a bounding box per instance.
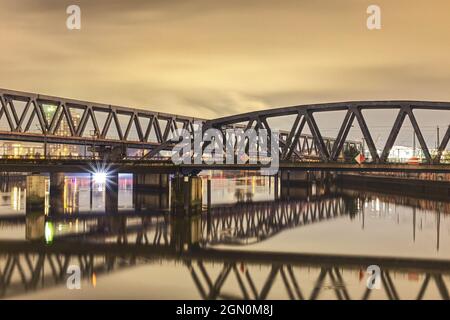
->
[1,0,449,146]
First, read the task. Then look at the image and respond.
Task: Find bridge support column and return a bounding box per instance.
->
[49,172,65,215]
[105,172,119,214]
[281,170,309,185]
[171,175,203,217]
[133,173,170,211]
[133,173,169,191]
[280,170,311,200]
[133,189,169,212]
[25,174,46,241]
[169,175,203,251]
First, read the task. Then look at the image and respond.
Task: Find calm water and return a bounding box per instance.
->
[0,172,449,300]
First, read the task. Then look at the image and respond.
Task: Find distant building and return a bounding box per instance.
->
[0,105,82,158]
[42,104,81,157]
[1,142,44,157]
[388,146,414,161]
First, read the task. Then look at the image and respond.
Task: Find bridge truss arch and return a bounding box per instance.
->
[206,101,450,164]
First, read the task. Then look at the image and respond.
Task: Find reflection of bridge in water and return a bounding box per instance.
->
[0,187,448,247]
[339,188,450,213]
[0,190,449,299]
[0,241,449,300]
[205,196,350,245]
[0,194,353,246]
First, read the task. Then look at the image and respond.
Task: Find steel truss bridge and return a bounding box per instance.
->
[207,101,450,164]
[2,88,448,170]
[0,88,359,160]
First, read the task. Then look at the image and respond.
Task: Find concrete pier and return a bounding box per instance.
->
[281,170,309,186]
[133,173,169,191]
[133,173,170,212]
[49,172,65,215]
[171,176,202,217]
[134,190,169,212]
[25,174,46,241]
[105,172,119,214]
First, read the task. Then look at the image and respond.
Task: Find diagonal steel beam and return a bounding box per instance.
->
[434,125,450,163]
[134,114,144,142]
[330,110,355,161]
[6,98,20,129]
[406,108,432,163]
[143,116,155,142]
[100,111,113,138]
[352,106,380,162]
[61,103,76,136]
[380,108,407,162]
[16,99,32,131]
[48,103,62,134]
[0,97,16,131]
[281,113,301,158]
[75,107,89,136]
[286,116,306,160]
[305,111,330,161]
[123,113,135,140]
[24,109,37,132]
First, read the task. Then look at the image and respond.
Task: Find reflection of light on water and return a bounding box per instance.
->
[369,198,381,212]
[64,177,79,214]
[11,187,21,211]
[44,222,55,244]
[91,273,97,287]
[45,178,50,216]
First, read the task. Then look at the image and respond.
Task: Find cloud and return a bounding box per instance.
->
[1,0,450,140]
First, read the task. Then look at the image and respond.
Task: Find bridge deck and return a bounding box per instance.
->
[0,158,448,173]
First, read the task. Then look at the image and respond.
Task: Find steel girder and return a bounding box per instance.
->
[208,101,450,163]
[0,88,205,150]
[1,89,449,163]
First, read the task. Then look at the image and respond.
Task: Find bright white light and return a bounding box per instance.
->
[93,171,107,184]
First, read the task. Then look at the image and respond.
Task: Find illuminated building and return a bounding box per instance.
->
[42,104,81,157]
[1,142,44,158]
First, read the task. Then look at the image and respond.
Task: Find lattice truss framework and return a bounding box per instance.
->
[0,89,449,162]
[208,101,450,163]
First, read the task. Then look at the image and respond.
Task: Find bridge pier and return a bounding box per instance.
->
[133,173,170,191]
[169,175,202,251]
[105,172,119,214]
[281,170,309,186]
[133,189,169,212]
[279,170,335,200]
[49,172,65,215]
[25,174,46,241]
[132,173,170,211]
[170,175,203,217]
